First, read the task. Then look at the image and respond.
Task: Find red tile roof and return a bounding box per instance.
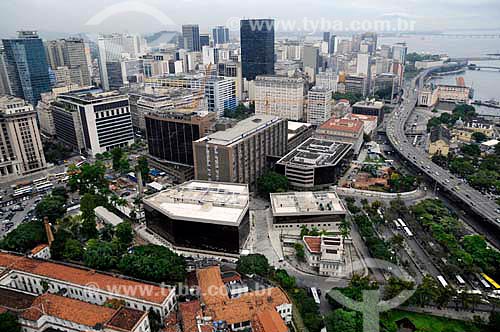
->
[347,113,378,122]
[320,118,363,134]
[254,309,288,332]
[30,244,49,256]
[303,236,321,254]
[105,307,147,332]
[0,252,170,304]
[22,293,116,327]
[198,266,290,326]
[179,300,202,332]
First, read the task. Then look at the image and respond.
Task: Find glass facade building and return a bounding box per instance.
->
[2,31,50,106]
[240,19,275,81]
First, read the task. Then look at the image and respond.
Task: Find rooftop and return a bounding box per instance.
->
[0,252,170,304]
[254,309,288,332]
[197,266,290,326]
[22,293,116,327]
[353,100,384,109]
[106,307,147,331]
[143,181,249,226]
[95,206,124,226]
[0,287,36,310]
[303,236,322,254]
[270,191,346,216]
[277,138,352,168]
[320,117,364,134]
[195,115,283,147]
[30,244,49,256]
[346,113,378,122]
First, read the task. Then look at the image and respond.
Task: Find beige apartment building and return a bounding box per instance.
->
[0,95,46,179]
[193,115,287,188]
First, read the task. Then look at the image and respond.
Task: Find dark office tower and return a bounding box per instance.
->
[200,34,210,48]
[240,19,275,81]
[329,35,336,54]
[181,25,201,52]
[323,32,330,43]
[45,38,91,86]
[212,26,230,45]
[2,31,50,106]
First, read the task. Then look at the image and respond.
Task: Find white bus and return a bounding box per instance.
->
[13,186,33,198]
[393,220,401,229]
[35,182,54,193]
[310,287,321,305]
[476,274,492,289]
[455,275,466,287]
[33,177,48,185]
[397,218,407,228]
[437,275,449,288]
[403,227,413,237]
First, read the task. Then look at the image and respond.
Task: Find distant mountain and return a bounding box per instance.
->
[145,30,179,47]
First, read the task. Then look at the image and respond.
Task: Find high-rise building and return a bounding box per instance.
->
[193,115,287,188]
[205,77,237,116]
[307,87,332,126]
[45,38,91,86]
[181,25,201,52]
[53,90,134,156]
[316,71,338,91]
[323,32,335,54]
[356,53,371,77]
[0,95,46,178]
[145,108,216,182]
[303,45,320,80]
[199,34,210,48]
[240,19,275,81]
[254,75,306,121]
[392,42,408,64]
[212,26,230,45]
[0,46,11,95]
[2,31,51,106]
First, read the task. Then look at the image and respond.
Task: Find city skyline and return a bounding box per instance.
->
[0,0,499,38]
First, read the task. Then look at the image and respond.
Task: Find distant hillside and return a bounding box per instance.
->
[145,30,179,47]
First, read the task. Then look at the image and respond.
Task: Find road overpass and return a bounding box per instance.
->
[386,67,500,234]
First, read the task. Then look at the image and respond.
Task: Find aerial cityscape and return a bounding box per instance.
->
[1,1,500,332]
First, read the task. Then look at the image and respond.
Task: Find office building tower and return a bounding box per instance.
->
[356,53,371,77]
[181,25,201,52]
[202,46,219,65]
[254,75,306,121]
[344,74,369,97]
[199,34,210,48]
[45,38,91,86]
[213,26,230,45]
[303,45,320,80]
[316,71,338,91]
[352,100,385,124]
[392,42,407,64]
[193,115,287,188]
[2,31,51,106]
[323,32,335,54]
[307,87,332,126]
[240,19,275,80]
[0,95,46,178]
[360,32,377,55]
[53,90,134,156]
[316,117,364,155]
[205,77,237,116]
[145,108,216,183]
[0,46,11,95]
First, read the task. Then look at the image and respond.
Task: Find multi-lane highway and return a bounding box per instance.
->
[386,69,500,232]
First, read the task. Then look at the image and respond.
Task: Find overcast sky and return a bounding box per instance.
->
[1,0,498,38]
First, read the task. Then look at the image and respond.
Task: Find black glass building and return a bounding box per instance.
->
[240,19,275,81]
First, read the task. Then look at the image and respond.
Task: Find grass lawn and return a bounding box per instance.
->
[384,310,486,332]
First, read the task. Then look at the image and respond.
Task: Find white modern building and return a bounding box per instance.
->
[54,90,134,156]
[307,87,332,126]
[254,75,306,121]
[205,77,237,116]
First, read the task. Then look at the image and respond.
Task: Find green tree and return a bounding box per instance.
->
[118,245,186,283]
[0,221,47,253]
[100,223,115,241]
[80,193,100,240]
[83,239,119,270]
[274,269,296,289]
[488,312,500,332]
[62,239,84,261]
[0,312,21,332]
[384,277,415,301]
[471,131,487,143]
[461,144,481,158]
[257,171,289,197]
[236,254,272,277]
[410,275,439,307]
[294,242,305,261]
[325,309,360,332]
[51,186,68,200]
[115,222,134,249]
[137,156,150,183]
[111,148,124,171]
[68,162,108,194]
[35,194,67,222]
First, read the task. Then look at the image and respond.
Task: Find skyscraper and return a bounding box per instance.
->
[2,31,51,106]
[181,25,201,52]
[240,19,275,81]
[45,38,91,87]
[212,26,230,45]
[0,95,47,179]
[199,34,210,48]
